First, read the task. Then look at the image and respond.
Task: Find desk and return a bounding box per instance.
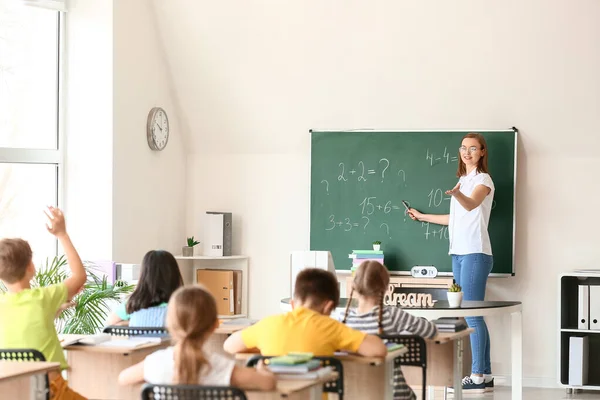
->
[0,361,60,400]
[207,324,251,358]
[63,336,169,400]
[280,298,523,400]
[246,371,337,400]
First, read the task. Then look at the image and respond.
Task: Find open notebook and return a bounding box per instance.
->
[60,334,163,349]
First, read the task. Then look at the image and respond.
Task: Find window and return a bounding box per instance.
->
[0,2,62,262]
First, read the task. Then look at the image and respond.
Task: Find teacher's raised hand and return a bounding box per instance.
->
[445,183,461,196]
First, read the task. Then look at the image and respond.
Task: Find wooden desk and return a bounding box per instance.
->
[63,336,169,400]
[206,324,250,358]
[246,371,337,400]
[0,361,60,400]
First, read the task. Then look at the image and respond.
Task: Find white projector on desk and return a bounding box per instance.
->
[411,266,437,278]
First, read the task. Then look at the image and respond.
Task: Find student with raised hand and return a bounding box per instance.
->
[408,132,495,393]
[341,260,437,400]
[223,268,387,358]
[0,206,87,400]
[118,285,276,391]
[106,250,183,327]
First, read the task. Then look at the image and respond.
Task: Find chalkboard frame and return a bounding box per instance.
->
[308,129,518,277]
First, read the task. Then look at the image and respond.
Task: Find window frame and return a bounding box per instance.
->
[0,10,65,256]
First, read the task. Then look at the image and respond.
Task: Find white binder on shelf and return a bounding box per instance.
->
[578,285,589,330]
[589,285,600,330]
[568,336,588,386]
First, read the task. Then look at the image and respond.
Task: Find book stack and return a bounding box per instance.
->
[267,353,333,380]
[432,317,468,333]
[349,250,385,275]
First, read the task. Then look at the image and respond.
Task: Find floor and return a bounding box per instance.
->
[420,387,600,400]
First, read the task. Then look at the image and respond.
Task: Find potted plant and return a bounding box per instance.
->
[0,255,134,334]
[372,240,382,251]
[447,281,463,308]
[183,236,200,257]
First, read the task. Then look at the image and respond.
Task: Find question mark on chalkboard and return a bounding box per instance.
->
[398,170,406,187]
[380,223,390,239]
[321,179,329,195]
[379,158,389,183]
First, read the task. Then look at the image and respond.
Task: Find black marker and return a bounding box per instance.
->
[401,200,410,212]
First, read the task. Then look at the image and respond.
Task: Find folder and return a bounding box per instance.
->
[568,336,588,386]
[196,270,235,316]
[589,286,600,330]
[578,285,589,330]
[234,270,242,315]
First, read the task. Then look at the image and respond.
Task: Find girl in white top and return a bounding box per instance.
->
[118,285,276,391]
[408,133,495,394]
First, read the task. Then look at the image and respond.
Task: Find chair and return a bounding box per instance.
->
[379,335,427,400]
[0,348,50,400]
[245,355,344,400]
[140,384,247,400]
[102,326,169,337]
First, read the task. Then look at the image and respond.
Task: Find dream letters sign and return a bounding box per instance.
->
[384,284,437,308]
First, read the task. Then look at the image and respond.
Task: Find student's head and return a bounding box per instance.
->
[343,261,390,334]
[166,285,219,384]
[125,250,183,315]
[457,133,489,177]
[0,238,35,285]
[292,268,340,316]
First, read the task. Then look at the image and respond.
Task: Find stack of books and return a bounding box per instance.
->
[349,250,385,274]
[432,317,468,332]
[267,353,333,380]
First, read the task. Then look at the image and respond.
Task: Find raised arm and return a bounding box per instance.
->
[45,207,87,301]
[392,308,437,339]
[445,183,491,212]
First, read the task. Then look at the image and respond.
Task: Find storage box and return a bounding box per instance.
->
[196,269,242,316]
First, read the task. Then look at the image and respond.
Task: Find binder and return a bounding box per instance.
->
[578,285,589,330]
[589,286,600,330]
[196,269,235,316]
[568,336,588,386]
[234,270,242,315]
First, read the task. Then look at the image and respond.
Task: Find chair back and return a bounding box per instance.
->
[0,348,49,400]
[245,355,344,400]
[103,326,169,337]
[140,384,247,400]
[379,335,427,400]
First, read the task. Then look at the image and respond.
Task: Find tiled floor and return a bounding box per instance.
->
[421,387,600,399]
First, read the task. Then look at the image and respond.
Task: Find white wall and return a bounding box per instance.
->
[148,0,600,385]
[112,0,187,263]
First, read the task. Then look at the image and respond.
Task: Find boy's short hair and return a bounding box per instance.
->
[0,238,33,284]
[293,268,340,307]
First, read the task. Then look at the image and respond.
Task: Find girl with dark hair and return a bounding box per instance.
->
[107,250,183,327]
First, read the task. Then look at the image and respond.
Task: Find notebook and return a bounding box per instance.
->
[276,366,334,380]
[96,337,163,349]
[60,334,112,347]
[269,352,314,365]
[385,342,405,352]
[268,359,321,374]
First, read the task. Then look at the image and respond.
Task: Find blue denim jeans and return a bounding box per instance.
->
[452,253,494,375]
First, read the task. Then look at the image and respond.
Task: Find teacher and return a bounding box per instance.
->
[408,132,495,394]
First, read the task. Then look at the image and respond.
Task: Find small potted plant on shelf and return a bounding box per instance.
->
[182,236,200,257]
[372,240,381,251]
[447,280,463,308]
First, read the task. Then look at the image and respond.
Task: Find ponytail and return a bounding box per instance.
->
[173,335,208,384]
[342,287,354,324]
[378,291,384,335]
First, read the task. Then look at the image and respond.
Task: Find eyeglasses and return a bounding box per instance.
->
[459,146,481,154]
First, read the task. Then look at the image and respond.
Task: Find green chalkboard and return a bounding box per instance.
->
[310,130,516,275]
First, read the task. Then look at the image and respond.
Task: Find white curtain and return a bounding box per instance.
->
[23,0,68,12]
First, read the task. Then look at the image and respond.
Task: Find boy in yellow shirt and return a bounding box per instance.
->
[0,207,87,400]
[224,268,386,357]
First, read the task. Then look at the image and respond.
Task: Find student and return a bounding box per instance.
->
[408,132,495,393]
[223,268,386,357]
[0,207,87,400]
[106,250,183,327]
[341,260,437,400]
[118,285,276,391]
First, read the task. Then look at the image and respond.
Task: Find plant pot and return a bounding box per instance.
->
[447,291,463,308]
[373,244,381,251]
[182,246,194,257]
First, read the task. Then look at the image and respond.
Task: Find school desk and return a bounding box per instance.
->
[246,370,338,400]
[207,323,252,358]
[62,335,169,400]
[0,361,60,400]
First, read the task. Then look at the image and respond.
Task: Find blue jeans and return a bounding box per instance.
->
[452,253,494,375]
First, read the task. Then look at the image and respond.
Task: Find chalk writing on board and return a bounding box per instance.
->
[338,163,348,181]
[379,158,389,182]
[321,180,329,195]
[421,222,449,240]
[426,147,459,167]
[358,161,367,182]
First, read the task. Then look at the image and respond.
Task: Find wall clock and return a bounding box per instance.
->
[146,107,169,151]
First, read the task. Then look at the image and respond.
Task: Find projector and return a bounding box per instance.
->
[411,266,437,278]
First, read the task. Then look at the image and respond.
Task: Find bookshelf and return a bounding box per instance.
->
[559,271,600,392]
[175,255,249,319]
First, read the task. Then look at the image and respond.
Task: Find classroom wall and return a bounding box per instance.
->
[157,0,600,386]
[112,0,187,264]
[65,0,187,266]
